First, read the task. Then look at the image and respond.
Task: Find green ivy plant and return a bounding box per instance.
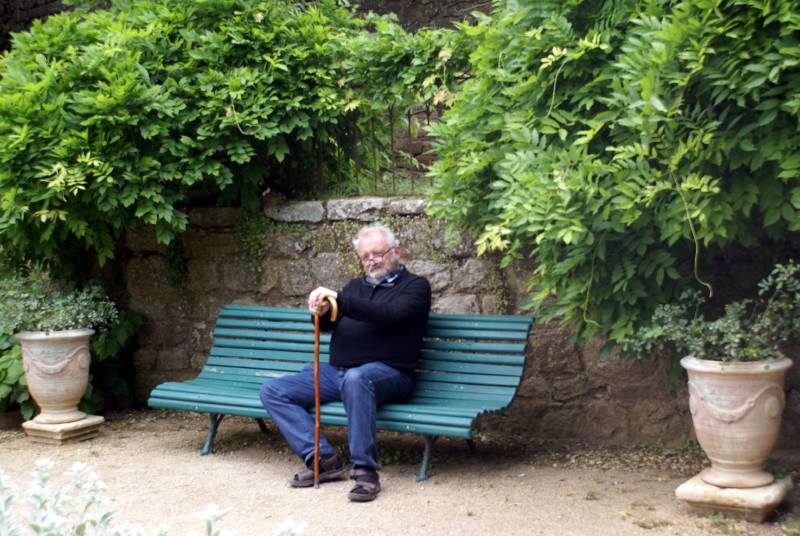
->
[624,262,800,363]
[0,0,469,273]
[0,339,33,419]
[428,0,800,345]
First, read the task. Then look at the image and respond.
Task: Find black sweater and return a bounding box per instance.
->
[318,269,432,373]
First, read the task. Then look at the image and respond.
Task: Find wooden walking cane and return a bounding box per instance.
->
[313,296,337,489]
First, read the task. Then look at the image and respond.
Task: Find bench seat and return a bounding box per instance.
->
[148,304,532,480]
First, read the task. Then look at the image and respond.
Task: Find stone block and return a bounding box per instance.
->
[125,227,166,254]
[433,294,478,313]
[270,233,307,259]
[186,231,237,258]
[481,295,500,313]
[186,259,219,293]
[156,349,191,371]
[191,352,210,369]
[676,473,793,522]
[265,200,325,222]
[125,257,171,293]
[387,197,428,215]
[311,253,356,291]
[453,258,494,292]
[188,207,239,228]
[128,292,171,321]
[327,197,387,221]
[280,265,314,297]
[259,264,280,294]
[405,260,450,292]
[132,349,157,372]
[221,260,259,292]
[190,321,212,353]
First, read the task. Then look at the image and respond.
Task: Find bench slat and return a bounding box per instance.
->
[420,350,524,366]
[423,340,526,353]
[424,328,528,341]
[210,347,327,362]
[212,339,328,353]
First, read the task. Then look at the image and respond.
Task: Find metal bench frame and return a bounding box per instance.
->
[148,305,532,481]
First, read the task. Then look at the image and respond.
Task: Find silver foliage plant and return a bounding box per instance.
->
[0,459,308,535]
[0,459,225,536]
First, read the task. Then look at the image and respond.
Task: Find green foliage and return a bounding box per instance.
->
[428,0,800,345]
[82,309,144,414]
[0,459,229,535]
[0,272,136,416]
[0,0,469,270]
[625,262,800,362]
[164,238,188,294]
[234,209,274,274]
[0,273,118,334]
[0,342,33,419]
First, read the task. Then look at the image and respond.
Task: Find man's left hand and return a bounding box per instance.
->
[308,286,338,316]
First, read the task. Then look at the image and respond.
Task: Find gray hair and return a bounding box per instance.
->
[351,224,399,250]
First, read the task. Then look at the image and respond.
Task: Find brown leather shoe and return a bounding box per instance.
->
[289,454,346,488]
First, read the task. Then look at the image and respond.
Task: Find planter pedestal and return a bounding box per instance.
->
[22,414,105,444]
[676,473,793,522]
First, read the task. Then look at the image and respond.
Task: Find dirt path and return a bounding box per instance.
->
[0,410,797,535]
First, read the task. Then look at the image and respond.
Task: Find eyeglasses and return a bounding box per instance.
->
[359,247,394,264]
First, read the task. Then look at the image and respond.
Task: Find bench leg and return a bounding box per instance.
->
[417,435,439,483]
[255,418,268,434]
[201,414,225,456]
[466,438,477,455]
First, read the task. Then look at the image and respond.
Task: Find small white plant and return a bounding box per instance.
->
[0,459,228,536]
[277,515,308,536]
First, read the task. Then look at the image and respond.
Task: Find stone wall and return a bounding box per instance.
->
[119,197,800,448]
[354,0,490,30]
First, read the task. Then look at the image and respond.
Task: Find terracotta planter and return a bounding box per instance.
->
[681,356,793,489]
[15,329,94,425]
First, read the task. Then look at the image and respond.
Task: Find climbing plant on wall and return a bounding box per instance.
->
[0,0,469,271]
[428,0,800,344]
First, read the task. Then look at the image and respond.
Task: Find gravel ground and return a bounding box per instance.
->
[0,409,798,536]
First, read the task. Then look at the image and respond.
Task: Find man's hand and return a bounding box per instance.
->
[308,286,338,316]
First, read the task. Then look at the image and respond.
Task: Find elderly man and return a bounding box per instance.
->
[259,224,431,502]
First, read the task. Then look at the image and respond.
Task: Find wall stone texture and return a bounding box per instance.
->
[353,0,491,31]
[0,0,66,50]
[120,196,799,449]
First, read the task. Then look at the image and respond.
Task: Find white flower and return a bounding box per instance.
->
[193,502,230,520]
[277,515,308,535]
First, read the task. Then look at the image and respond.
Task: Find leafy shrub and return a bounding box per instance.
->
[0,459,227,535]
[0,272,140,417]
[0,0,468,270]
[0,273,117,334]
[0,342,32,419]
[428,0,800,344]
[624,262,800,362]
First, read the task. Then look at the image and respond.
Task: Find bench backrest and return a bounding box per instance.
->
[201,305,532,409]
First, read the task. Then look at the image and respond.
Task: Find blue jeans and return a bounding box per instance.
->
[259,362,412,470]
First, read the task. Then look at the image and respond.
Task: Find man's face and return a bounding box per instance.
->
[357,231,400,281]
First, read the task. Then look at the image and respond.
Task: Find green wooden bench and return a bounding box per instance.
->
[147,304,533,481]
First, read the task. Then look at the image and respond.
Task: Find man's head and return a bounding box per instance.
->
[352,224,401,281]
